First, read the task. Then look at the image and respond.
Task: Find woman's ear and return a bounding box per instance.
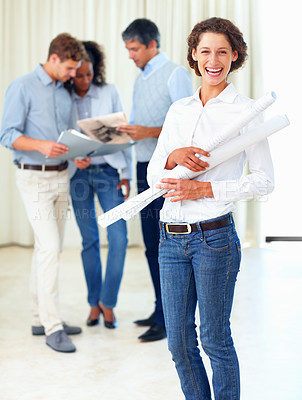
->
[232,50,238,62]
[192,48,197,61]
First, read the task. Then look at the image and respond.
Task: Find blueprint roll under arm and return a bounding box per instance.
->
[98,93,289,228]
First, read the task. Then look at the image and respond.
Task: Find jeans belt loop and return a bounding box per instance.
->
[159,222,166,239]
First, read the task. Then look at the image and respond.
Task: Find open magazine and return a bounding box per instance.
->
[53,112,134,160]
[76,111,131,144]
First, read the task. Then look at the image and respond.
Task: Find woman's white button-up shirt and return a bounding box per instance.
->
[147,83,274,223]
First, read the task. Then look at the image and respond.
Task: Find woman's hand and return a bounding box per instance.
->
[165,147,210,171]
[74,157,91,169]
[117,179,130,200]
[156,178,213,202]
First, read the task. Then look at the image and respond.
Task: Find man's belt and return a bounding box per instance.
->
[17,161,68,172]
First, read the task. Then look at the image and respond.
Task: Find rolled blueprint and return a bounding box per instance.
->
[159,114,289,181]
[98,92,288,228]
[201,91,277,152]
[98,114,289,227]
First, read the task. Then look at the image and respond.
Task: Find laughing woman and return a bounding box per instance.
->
[147,18,274,400]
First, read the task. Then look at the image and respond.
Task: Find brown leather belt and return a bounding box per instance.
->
[17,161,68,172]
[162,216,231,235]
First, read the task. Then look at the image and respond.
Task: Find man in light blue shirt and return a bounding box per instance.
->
[0,33,85,353]
[119,19,193,342]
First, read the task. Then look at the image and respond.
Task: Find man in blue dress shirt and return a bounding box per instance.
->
[119,19,193,342]
[0,33,85,353]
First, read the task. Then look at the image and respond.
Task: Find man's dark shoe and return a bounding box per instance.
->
[46,330,76,353]
[138,323,167,342]
[32,323,82,336]
[134,312,155,327]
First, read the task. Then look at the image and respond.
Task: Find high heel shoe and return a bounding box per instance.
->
[86,305,101,327]
[99,303,118,329]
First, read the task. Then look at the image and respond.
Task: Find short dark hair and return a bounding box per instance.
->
[122,18,161,48]
[48,33,84,62]
[187,17,248,76]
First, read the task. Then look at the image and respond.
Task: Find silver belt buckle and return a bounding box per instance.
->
[165,223,192,234]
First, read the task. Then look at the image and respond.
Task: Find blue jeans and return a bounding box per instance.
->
[159,213,241,400]
[70,164,127,308]
[137,162,165,327]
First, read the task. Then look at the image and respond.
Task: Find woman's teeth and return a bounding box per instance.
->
[206,68,222,75]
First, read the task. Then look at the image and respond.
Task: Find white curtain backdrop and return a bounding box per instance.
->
[0,0,261,247]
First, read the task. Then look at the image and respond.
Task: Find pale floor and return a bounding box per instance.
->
[0,243,302,400]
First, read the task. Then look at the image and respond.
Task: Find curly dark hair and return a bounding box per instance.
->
[187,17,248,77]
[64,40,106,91]
[82,41,106,86]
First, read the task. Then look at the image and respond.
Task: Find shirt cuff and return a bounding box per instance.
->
[2,130,23,150]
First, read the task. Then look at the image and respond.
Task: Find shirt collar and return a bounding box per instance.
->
[34,64,64,87]
[184,82,238,106]
[141,52,168,77]
[215,83,238,103]
[71,83,99,100]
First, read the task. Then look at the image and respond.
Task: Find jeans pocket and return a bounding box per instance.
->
[204,229,230,251]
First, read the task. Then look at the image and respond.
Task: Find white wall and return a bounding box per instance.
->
[260,0,301,240]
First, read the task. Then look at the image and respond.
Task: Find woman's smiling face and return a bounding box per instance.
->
[192,32,238,90]
[73,61,94,96]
